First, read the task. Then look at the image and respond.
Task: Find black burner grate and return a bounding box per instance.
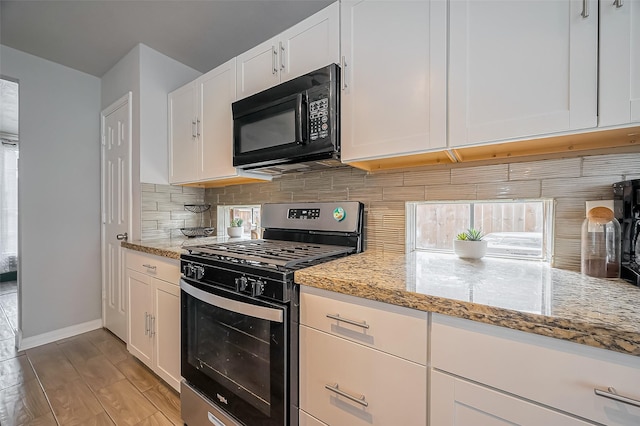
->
[186,239,354,269]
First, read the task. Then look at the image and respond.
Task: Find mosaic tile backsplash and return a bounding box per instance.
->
[141,151,640,271]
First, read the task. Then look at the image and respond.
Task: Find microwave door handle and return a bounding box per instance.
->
[295,93,306,144]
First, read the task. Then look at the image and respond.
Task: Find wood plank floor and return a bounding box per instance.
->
[0,281,183,426]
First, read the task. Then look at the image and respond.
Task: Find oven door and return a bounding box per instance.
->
[181,278,287,426]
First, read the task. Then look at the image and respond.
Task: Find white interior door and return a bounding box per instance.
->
[101,93,132,342]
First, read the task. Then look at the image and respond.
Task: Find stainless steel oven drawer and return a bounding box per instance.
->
[181,381,242,426]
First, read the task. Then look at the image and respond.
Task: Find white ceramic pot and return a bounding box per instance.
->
[453,240,488,259]
[227,226,243,237]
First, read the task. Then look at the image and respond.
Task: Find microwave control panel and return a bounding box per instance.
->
[309,97,330,141]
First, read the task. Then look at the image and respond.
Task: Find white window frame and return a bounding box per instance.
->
[406,199,555,261]
[217,204,261,236]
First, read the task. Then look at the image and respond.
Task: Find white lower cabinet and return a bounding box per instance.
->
[431,313,640,425]
[299,286,428,426]
[126,251,181,392]
[431,370,592,425]
[299,410,328,426]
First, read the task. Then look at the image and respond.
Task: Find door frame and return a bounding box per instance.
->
[100,92,133,331]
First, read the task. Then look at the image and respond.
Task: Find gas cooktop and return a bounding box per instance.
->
[185,239,355,269]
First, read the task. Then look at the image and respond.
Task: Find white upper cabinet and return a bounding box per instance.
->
[236,2,340,100]
[340,0,447,163]
[599,0,640,127]
[198,59,239,180]
[168,81,198,183]
[169,58,270,185]
[448,0,598,148]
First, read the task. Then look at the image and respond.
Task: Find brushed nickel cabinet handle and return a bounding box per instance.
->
[326,313,370,329]
[613,0,623,8]
[144,312,149,336]
[116,232,128,241]
[280,41,285,71]
[340,56,348,90]
[142,264,156,270]
[196,118,201,137]
[272,46,278,74]
[595,387,640,408]
[325,383,368,407]
[191,120,197,138]
[150,315,156,337]
[581,0,589,18]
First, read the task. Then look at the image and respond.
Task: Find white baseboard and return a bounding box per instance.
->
[17,319,104,351]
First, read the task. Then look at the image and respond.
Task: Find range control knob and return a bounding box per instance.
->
[235,276,248,292]
[194,265,205,280]
[252,279,265,297]
[182,263,194,278]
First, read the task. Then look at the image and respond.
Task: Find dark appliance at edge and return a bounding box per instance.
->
[232,64,340,174]
[613,179,640,286]
[180,201,364,426]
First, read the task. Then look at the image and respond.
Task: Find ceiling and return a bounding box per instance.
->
[0,0,333,77]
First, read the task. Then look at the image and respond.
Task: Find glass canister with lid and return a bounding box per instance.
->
[581,200,621,278]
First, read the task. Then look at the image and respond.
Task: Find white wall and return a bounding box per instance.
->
[139,45,201,184]
[101,43,200,239]
[101,46,142,239]
[0,45,102,340]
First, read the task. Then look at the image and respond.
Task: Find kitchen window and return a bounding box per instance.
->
[406,199,554,261]
[217,205,261,236]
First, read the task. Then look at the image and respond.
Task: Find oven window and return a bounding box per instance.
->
[184,290,280,417]
[239,109,296,153]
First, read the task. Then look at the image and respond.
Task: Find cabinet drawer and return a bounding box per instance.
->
[126,250,179,283]
[299,410,328,426]
[300,286,427,364]
[300,326,427,426]
[431,370,592,425]
[431,314,640,425]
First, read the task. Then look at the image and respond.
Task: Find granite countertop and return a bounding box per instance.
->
[123,239,640,357]
[295,251,640,357]
[122,235,251,259]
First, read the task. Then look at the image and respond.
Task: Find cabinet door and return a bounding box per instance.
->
[431,370,592,425]
[279,2,340,84]
[448,0,598,147]
[299,326,427,426]
[299,410,328,426]
[127,269,153,368]
[168,82,198,183]
[236,37,280,100]
[199,58,238,180]
[599,0,640,126]
[340,0,447,162]
[152,278,181,392]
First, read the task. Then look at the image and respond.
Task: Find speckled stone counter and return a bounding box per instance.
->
[122,236,246,259]
[295,251,640,357]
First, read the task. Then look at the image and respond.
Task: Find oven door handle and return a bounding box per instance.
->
[181,280,284,323]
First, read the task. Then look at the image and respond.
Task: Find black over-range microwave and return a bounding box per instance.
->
[232,64,340,174]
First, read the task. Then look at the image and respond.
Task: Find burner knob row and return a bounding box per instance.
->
[234,276,265,297]
[182,263,205,280]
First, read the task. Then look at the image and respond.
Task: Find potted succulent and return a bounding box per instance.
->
[453,228,488,259]
[227,218,244,237]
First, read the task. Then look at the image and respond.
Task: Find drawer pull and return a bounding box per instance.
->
[326,313,370,330]
[594,387,640,408]
[142,264,157,270]
[325,383,369,407]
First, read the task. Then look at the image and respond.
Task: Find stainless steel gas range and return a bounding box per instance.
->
[180,201,364,426]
